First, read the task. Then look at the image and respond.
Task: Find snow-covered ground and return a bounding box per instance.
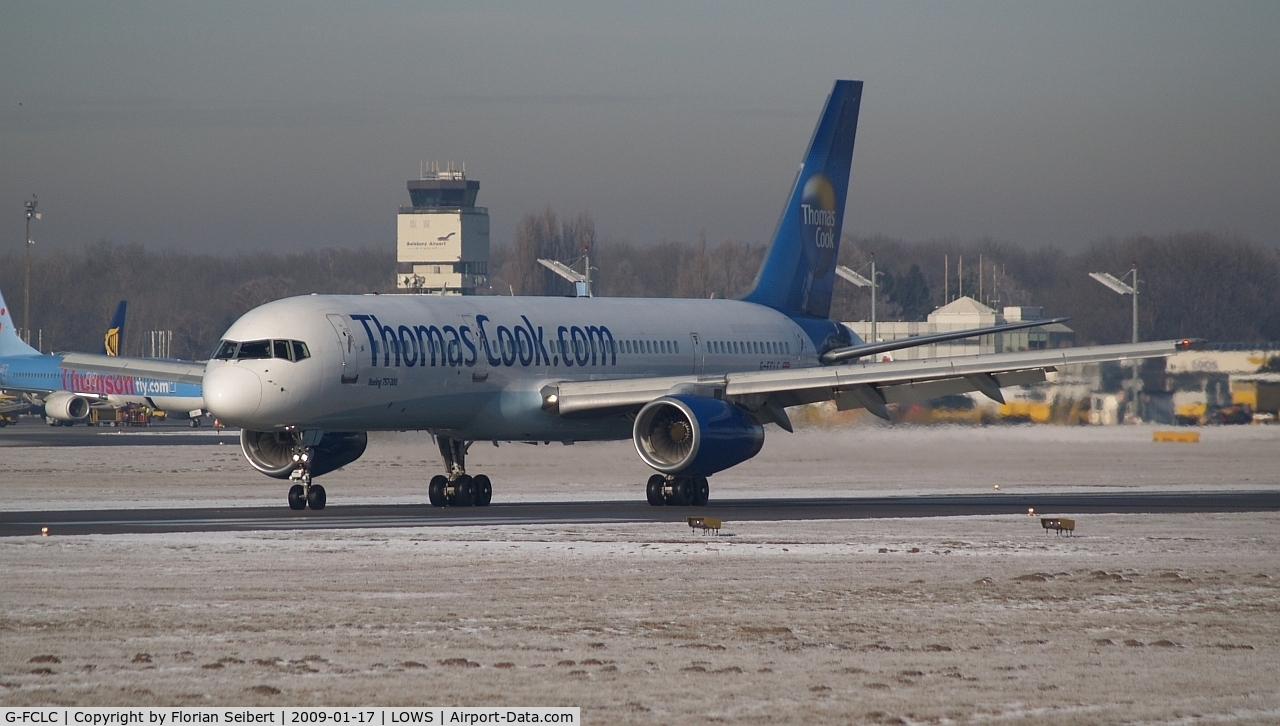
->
[1,424,1278,722]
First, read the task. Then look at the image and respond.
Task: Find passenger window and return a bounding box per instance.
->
[213,341,239,360]
[674,341,679,354]
[272,340,292,360]
[291,341,310,361]
[236,340,272,359]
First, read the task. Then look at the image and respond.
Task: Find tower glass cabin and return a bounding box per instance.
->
[396,162,490,294]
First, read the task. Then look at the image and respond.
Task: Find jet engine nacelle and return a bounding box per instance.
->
[633,395,765,477]
[240,429,368,479]
[43,391,91,422]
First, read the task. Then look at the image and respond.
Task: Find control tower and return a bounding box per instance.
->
[396,162,490,294]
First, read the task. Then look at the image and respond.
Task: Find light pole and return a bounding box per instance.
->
[836,258,879,342]
[23,196,40,344]
[1089,265,1140,418]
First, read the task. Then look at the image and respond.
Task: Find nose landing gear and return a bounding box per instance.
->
[645,474,710,506]
[429,436,493,508]
[285,442,326,511]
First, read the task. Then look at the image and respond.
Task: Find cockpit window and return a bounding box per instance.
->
[216,338,309,362]
[236,340,273,359]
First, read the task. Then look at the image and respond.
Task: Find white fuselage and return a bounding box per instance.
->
[204,294,833,441]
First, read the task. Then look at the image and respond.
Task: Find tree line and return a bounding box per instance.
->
[0,242,395,359]
[3,214,1276,359]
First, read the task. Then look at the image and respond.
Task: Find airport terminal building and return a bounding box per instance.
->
[843,296,1075,360]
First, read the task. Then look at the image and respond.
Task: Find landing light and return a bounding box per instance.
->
[546,394,558,404]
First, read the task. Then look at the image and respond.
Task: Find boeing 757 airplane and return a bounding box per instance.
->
[191,80,1193,510]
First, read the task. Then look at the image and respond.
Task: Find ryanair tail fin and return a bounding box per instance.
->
[0,286,40,357]
[102,301,127,356]
[743,80,862,319]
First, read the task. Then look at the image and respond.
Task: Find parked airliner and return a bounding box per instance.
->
[0,290,206,424]
[174,80,1191,510]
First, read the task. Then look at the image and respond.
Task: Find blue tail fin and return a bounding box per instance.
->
[743,80,862,319]
[0,286,40,357]
[102,300,127,356]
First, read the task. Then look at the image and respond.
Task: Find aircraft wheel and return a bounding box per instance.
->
[473,475,493,507]
[693,477,710,506]
[190,418,202,428]
[288,485,306,510]
[428,475,449,507]
[307,484,326,510]
[450,475,475,507]
[667,478,692,506]
[646,475,666,506]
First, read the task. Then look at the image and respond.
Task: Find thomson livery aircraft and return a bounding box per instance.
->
[141,80,1191,511]
[0,292,205,424]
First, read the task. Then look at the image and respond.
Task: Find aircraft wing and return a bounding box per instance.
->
[57,353,206,386]
[546,339,1192,425]
[821,316,1071,363]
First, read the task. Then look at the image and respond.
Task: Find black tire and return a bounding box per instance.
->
[668,478,692,506]
[693,477,710,506]
[307,484,326,510]
[288,484,306,510]
[473,475,493,507]
[646,474,666,506]
[428,475,449,507]
[451,475,475,507]
[190,418,202,428]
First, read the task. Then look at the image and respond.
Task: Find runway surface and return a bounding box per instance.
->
[3,490,1277,537]
[0,420,236,447]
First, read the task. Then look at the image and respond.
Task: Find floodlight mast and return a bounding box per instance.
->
[23,195,39,345]
[1090,265,1141,417]
[537,257,592,297]
[836,259,878,343]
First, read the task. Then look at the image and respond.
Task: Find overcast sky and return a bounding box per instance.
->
[3,2,1278,255]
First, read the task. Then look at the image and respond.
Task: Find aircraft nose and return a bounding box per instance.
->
[204,364,263,425]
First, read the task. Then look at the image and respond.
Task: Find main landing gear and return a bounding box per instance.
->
[646,474,710,507]
[428,436,493,508]
[286,441,326,511]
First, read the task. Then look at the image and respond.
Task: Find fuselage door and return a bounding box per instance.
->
[689,332,704,376]
[326,314,360,384]
[462,314,489,383]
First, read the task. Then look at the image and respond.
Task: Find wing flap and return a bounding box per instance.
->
[58,353,206,386]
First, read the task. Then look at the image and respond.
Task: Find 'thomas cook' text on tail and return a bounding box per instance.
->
[742,80,862,320]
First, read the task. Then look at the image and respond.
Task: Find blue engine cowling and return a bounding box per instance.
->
[241,429,368,479]
[632,395,765,477]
